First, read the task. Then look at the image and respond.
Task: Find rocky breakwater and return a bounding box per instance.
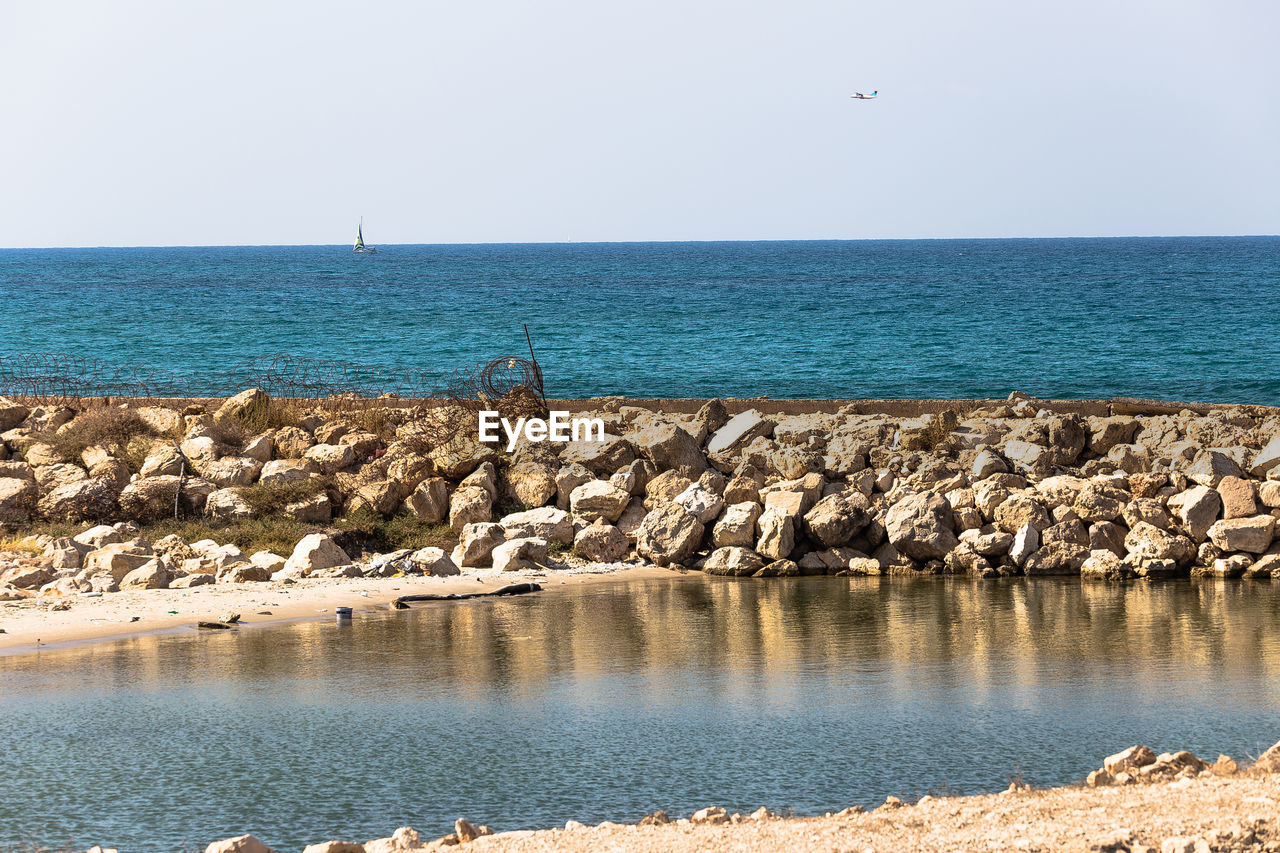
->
[3,390,1280,598]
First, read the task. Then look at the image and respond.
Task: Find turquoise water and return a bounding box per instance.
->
[2,237,1278,402]
[2,577,1279,851]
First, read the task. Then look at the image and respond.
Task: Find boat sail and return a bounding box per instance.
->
[353,218,377,254]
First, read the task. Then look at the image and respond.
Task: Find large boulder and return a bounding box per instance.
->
[408,547,460,577]
[504,459,557,507]
[573,520,629,562]
[283,493,332,523]
[569,479,632,522]
[1167,485,1221,542]
[352,479,410,516]
[885,492,958,561]
[0,477,36,522]
[199,456,262,487]
[363,828,424,853]
[74,524,124,550]
[1009,523,1040,567]
[635,502,704,566]
[559,435,635,476]
[707,410,773,459]
[1002,440,1051,476]
[555,463,594,510]
[119,560,171,590]
[0,564,55,589]
[672,482,725,525]
[1206,516,1276,554]
[993,494,1052,535]
[273,426,315,458]
[0,398,30,431]
[1071,485,1124,524]
[205,487,255,520]
[383,448,431,493]
[213,388,267,424]
[1023,542,1089,576]
[629,421,707,478]
[219,563,273,583]
[82,543,155,583]
[33,462,88,492]
[1121,498,1172,531]
[283,534,351,577]
[1103,745,1156,776]
[1080,550,1135,581]
[404,478,448,523]
[37,478,118,522]
[803,492,870,547]
[1124,521,1196,568]
[1089,521,1128,557]
[458,463,497,499]
[702,546,766,576]
[490,537,548,572]
[1086,416,1138,456]
[448,486,492,532]
[499,506,574,545]
[711,502,762,548]
[451,523,507,568]
[1186,449,1244,488]
[205,835,275,853]
[304,443,356,475]
[756,506,795,560]
[1217,475,1257,519]
[249,551,287,573]
[959,525,1013,557]
[1047,414,1087,464]
[259,459,318,485]
[428,435,501,480]
[118,476,182,521]
[339,431,382,460]
[189,541,251,574]
[1250,435,1280,477]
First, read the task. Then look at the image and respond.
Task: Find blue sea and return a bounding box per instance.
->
[1,237,1278,402]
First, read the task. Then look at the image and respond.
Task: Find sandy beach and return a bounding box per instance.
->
[454,770,1280,853]
[0,564,676,656]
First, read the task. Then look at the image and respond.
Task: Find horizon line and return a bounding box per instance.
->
[3,233,1279,251]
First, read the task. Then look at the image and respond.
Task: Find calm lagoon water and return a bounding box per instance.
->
[2,237,1280,402]
[2,575,1280,851]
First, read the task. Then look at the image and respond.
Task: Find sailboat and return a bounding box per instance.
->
[353,218,377,254]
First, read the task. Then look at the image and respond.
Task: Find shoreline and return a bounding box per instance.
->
[0,565,677,657]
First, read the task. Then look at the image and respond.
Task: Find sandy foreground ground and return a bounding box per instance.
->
[0,564,676,655]
[434,773,1279,853]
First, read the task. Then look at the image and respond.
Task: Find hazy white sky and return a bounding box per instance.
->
[2,0,1277,247]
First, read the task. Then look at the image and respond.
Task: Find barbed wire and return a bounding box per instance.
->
[0,352,547,415]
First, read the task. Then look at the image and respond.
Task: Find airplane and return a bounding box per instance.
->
[850,91,878,100]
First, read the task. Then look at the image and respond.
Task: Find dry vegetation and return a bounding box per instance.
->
[36,406,163,469]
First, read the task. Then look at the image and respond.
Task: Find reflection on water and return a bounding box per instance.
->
[2,576,1279,850]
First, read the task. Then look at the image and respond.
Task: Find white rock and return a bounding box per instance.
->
[490,537,548,571]
[500,506,574,545]
[569,479,632,522]
[673,482,725,524]
[707,409,771,457]
[712,502,762,548]
[1009,523,1039,567]
[283,533,351,577]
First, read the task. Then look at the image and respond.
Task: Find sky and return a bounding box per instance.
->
[2,0,1278,247]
